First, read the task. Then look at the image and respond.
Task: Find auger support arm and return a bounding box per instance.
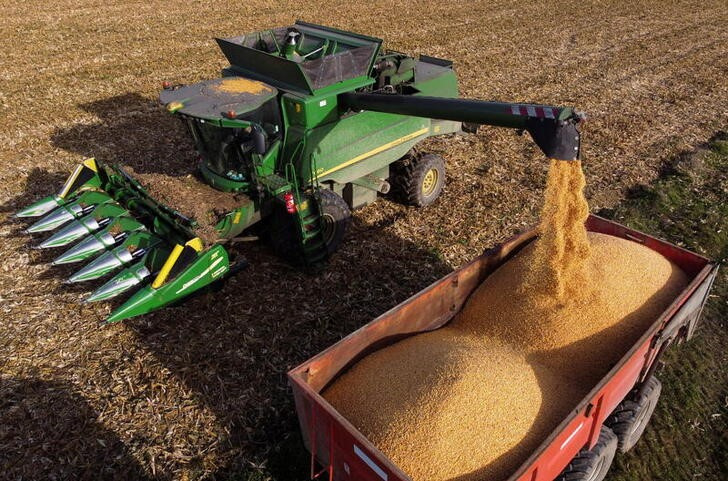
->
[339,92,584,161]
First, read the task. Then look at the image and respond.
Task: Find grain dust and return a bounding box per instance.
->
[324,161,689,481]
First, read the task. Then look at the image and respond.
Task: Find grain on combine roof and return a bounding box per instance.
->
[323,161,689,481]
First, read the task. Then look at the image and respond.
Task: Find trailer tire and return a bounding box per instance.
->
[318,189,351,255]
[554,427,618,481]
[391,153,445,207]
[607,376,662,453]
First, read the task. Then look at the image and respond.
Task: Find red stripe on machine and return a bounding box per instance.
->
[509,105,560,119]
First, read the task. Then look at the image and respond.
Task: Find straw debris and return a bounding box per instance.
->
[0,1,724,478]
[124,167,250,244]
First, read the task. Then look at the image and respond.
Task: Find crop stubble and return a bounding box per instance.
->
[0,1,725,479]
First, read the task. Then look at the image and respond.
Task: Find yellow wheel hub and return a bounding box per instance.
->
[422,168,438,196]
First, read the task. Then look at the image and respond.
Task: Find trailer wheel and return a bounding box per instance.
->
[391,153,446,207]
[317,189,351,255]
[554,427,618,481]
[607,376,662,453]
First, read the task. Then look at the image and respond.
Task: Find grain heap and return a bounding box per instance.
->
[324,160,689,481]
[324,330,585,481]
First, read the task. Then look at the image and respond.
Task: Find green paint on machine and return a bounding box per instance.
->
[15,21,584,323]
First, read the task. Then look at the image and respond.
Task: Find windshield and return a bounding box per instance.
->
[186,98,281,181]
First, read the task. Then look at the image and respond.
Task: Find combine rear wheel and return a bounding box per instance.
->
[554,427,618,481]
[390,153,446,207]
[606,376,662,453]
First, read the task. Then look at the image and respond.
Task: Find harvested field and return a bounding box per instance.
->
[0,1,726,480]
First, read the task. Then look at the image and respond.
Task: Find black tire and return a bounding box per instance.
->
[606,376,662,453]
[461,122,479,134]
[390,153,446,207]
[555,427,618,481]
[266,202,303,263]
[318,189,351,255]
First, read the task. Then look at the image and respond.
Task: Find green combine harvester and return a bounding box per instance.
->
[15,22,583,323]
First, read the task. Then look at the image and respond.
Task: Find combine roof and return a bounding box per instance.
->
[159,77,277,121]
[216,21,382,95]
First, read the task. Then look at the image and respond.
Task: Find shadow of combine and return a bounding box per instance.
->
[0,377,155,481]
[123,210,453,480]
[50,93,197,177]
[0,168,68,217]
[1,93,194,218]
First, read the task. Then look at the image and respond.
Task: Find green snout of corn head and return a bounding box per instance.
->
[15,22,583,323]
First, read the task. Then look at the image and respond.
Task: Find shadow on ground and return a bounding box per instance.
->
[0,377,153,481]
[0,93,194,217]
[50,93,197,177]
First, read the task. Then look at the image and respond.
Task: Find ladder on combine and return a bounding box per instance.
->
[284,161,328,268]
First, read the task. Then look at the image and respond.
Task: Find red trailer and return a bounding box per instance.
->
[288,215,718,481]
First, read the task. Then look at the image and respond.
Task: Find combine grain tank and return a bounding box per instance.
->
[288,215,718,481]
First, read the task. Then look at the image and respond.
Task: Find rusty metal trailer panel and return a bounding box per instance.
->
[287,214,718,481]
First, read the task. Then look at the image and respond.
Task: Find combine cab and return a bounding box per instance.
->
[16,22,583,323]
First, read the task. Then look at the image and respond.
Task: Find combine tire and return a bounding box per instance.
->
[606,376,662,453]
[318,189,351,255]
[554,427,618,481]
[267,203,303,263]
[391,153,445,207]
[461,122,479,134]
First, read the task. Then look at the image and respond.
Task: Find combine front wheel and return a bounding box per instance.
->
[318,189,351,255]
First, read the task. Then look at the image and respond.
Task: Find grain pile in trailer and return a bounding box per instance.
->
[323,161,689,481]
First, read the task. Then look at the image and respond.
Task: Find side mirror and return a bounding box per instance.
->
[252,127,266,155]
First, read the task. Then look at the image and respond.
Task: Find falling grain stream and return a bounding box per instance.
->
[324,160,688,481]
